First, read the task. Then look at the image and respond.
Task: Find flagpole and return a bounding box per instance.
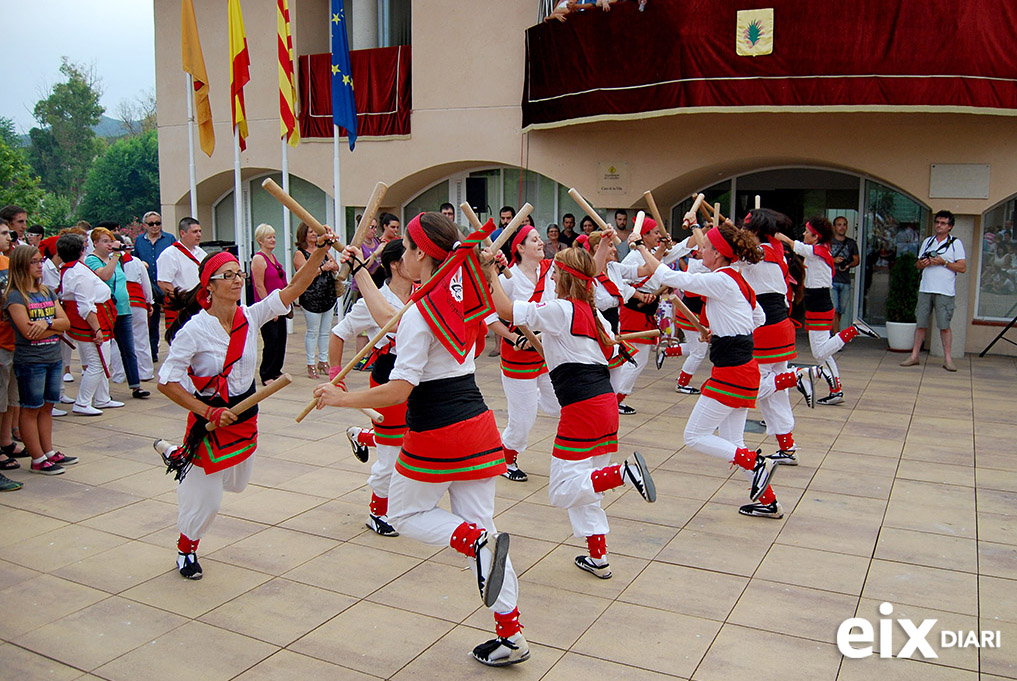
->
[282,137,293,334]
[186,74,198,217]
[234,124,247,304]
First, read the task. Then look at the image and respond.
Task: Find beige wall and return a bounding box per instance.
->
[154,0,1017,354]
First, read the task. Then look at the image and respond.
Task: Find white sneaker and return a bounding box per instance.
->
[94,400,125,408]
[472,633,530,666]
[621,451,656,502]
[575,555,613,579]
[738,501,784,519]
[63,372,74,383]
[475,531,510,608]
[72,405,103,416]
[51,408,67,417]
[59,394,75,404]
[852,318,880,339]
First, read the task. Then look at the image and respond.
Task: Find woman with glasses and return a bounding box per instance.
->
[153,229,336,580]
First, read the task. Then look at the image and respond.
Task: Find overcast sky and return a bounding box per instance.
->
[1,0,156,133]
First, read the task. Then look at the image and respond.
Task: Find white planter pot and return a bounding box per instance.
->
[885,321,917,352]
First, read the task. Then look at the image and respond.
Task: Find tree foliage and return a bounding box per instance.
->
[116,91,157,138]
[28,58,105,207]
[0,117,47,213]
[77,129,159,225]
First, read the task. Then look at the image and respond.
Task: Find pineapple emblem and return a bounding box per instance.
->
[744,19,764,48]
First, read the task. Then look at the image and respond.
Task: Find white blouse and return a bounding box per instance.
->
[332,283,403,349]
[653,264,764,337]
[158,290,289,396]
[156,244,207,290]
[792,241,833,289]
[389,304,476,386]
[512,299,615,370]
[738,244,788,300]
[59,261,112,318]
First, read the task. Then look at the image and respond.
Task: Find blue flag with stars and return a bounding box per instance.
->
[330,0,356,150]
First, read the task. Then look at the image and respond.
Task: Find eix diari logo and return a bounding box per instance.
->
[837,602,1001,659]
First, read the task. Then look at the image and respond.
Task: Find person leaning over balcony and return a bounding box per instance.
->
[900,210,966,372]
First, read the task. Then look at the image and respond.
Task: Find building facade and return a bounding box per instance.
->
[153,0,1017,356]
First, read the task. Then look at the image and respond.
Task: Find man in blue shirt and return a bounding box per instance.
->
[132,211,176,362]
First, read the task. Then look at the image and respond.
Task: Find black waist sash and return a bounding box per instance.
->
[709,334,754,368]
[682,295,704,315]
[371,352,397,385]
[193,382,258,423]
[804,287,833,312]
[601,306,619,334]
[756,292,789,326]
[549,363,613,407]
[406,374,487,432]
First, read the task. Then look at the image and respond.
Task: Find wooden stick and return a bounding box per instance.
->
[754,194,761,209]
[490,203,534,252]
[683,194,705,228]
[642,190,667,231]
[338,181,388,281]
[517,325,544,358]
[262,178,328,236]
[632,210,645,237]
[461,202,512,279]
[616,329,661,341]
[672,296,709,339]
[95,341,111,379]
[567,188,621,244]
[206,374,292,431]
[296,216,523,423]
[59,335,76,350]
[700,199,728,224]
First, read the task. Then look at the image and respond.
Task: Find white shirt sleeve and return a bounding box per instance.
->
[389,307,430,386]
[244,289,289,328]
[512,299,570,336]
[158,325,198,385]
[156,250,177,285]
[653,263,737,299]
[791,240,811,259]
[333,297,374,342]
[752,302,766,329]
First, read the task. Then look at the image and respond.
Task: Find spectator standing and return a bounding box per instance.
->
[560,213,578,246]
[134,211,176,361]
[0,206,27,242]
[26,225,44,248]
[543,224,566,259]
[4,245,76,475]
[40,235,75,402]
[294,222,338,378]
[491,206,516,244]
[439,202,457,223]
[901,210,967,371]
[251,224,288,385]
[830,216,860,332]
[614,209,631,261]
[114,238,155,383]
[0,219,26,482]
[580,215,597,236]
[86,228,150,399]
[157,217,206,340]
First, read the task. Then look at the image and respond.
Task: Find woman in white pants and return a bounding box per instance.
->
[111,248,155,383]
[55,234,122,416]
[155,237,334,580]
[314,212,528,667]
[488,225,560,482]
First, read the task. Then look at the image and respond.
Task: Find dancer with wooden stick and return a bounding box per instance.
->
[313,213,529,666]
[484,245,656,580]
[152,230,337,580]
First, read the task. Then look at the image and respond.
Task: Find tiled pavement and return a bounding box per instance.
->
[2,329,1016,680]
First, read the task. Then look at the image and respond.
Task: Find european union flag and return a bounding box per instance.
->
[330,0,356,150]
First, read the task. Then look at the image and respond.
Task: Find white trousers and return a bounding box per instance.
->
[500,373,560,454]
[388,472,518,614]
[548,454,611,538]
[132,310,154,380]
[808,329,844,366]
[684,396,757,487]
[366,443,399,499]
[756,361,794,436]
[75,339,111,408]
[680,336,709,375]
[177,456,255,540]
[610,345,650,396]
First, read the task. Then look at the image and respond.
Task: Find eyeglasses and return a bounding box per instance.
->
[146,221,162,226]
[208,271,248,281]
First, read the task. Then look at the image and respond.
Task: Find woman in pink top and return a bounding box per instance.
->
[251,224,288,385]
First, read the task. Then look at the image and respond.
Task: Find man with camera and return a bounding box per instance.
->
[900,210,966,371]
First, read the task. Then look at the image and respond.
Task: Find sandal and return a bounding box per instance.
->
[317,361,330,375]
[307,365,318,379]
[0,442,27,458]
[0,456,19,470]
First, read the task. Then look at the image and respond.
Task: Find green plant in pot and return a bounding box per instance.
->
[885,252,922,349]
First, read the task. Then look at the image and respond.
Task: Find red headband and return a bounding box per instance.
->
[639,216,658,236]
[706,226,736,261]
[574,234,591,251]
[554,260,593,291]
[198,252,240,309]
[805,222,819,237]
[510,225,535,264]
[407,213,448,261]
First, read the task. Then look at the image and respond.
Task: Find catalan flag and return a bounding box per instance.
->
[277,0,299,147]
[228,0,251,151]
[330,0,357,150]
[181,0,214,156]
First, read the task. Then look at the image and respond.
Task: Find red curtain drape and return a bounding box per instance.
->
[299,45,411,139]
[523,0,1017,128]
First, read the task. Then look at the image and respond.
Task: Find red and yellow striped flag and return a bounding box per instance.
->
[277,0,300,147]
[228,0,251,151]
[181,0,214,156]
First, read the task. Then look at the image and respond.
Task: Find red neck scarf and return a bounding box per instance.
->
[173,241,201,265]
[187,306,249,401]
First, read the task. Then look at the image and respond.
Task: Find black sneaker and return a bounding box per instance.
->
[819,361,838,391]
[795,367,816,408]
[621,451,656,502]
[748,450,777,501]
[132,388,151,399]
[346,427,370,463]
[738,501,784,519]
[366,514,399,537]
[817,391,844,406]
[472,633,530,666]
[655,345,666,370]
[852,319,880,339]
[768,449,798,466]
[675,383,700,395]
[618,403,637,415]
[475,531,510,608]
[501,463,528,482]
[575,555,612,579]
[177,552,203,579]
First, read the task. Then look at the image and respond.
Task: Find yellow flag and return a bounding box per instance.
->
[277,0,300,146]
[181,0,214,156]
[737,8,774,57]
[228,0,251,151]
